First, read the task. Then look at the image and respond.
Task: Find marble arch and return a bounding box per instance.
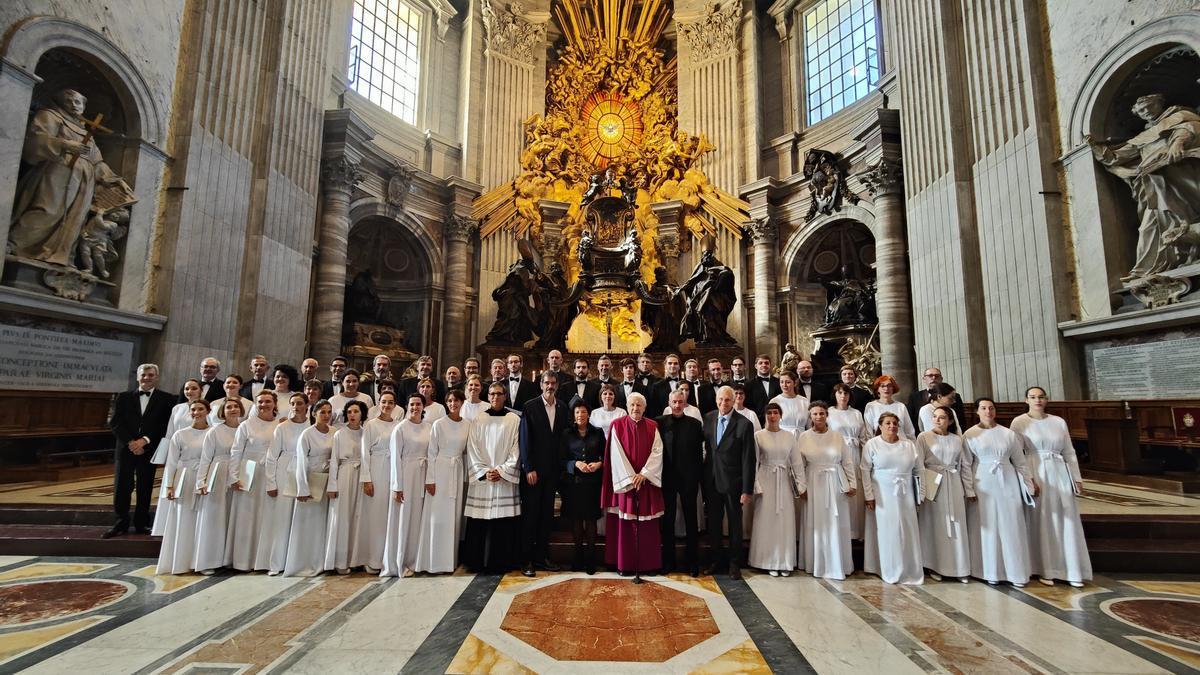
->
[780,202,879,280]
[348,197,446,290]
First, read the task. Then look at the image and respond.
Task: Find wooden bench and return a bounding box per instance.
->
[0,390,116,467]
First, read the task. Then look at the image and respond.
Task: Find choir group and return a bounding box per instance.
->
[129,350,1091,587]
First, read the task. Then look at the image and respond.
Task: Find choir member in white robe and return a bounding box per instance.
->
[366,379,397,420]
[917,383,963,434]
[193,398,243,573]
[733,386,762,432]
[462,384,522,573]
[156,401,210,574]
[152,378,202,535]
[800,402,857,580]
[208,375,254,426]
[418,379,447,424]
[330,370,374,426]
[1011,387,1092,587]
[325,400,368,573]
[284,401,335,576]
[262,394,309,575]
[862,413,925,584]
[917,407,974,581]
[590,386,628,439]
[247,366,298,419]
[415,390,469,573]
[749,403,806,575]
[963,398,1038,587]
[382,393,432,577]
[769,371,810,432]
[353,393,399,572]
[828,385,870,540]
[226,390,279,571]
[460,377,489,421]
[864,375,917,439]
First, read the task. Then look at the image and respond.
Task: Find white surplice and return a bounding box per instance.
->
[352,416,398,570]
[261,418,306,574]
[749,428,806,571]
[769,394,810,432]
[226,415,276,571]
[917,430,974,577]
[156,426,207,574]
[382,419,431,576]
[151,402,195,535]
[464,412,522,519]
[414,416,469,573]
[589,406,628,440]
[193,423,237,571]
[1010,414,1093,583]
[284,425,334,576]
[963,424,1035,584]
[863,400,917,440]
[423,402,447,424]
[324,426,363,571]
[827,407,870,539]
[207,396,253,425]
[460,400,488,421]
[862,436,924,584]
[918,403,963,434]
[799,428,856,580]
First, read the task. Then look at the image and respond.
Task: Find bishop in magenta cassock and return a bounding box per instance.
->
[601,392,665,574]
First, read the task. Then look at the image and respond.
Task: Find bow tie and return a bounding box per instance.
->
[759,377,771,382]
[139,391,152,397]
[576,380,587,385]
[203,380,216,385]
[509,377,521,382]
[669,377,679,383]
[251,379,264,384]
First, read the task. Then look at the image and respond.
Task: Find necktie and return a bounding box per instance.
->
[717,415,727,445]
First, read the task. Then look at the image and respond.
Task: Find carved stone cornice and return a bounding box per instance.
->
[857,158,904,198]
[745,217,777,245]
[320,157,363,192]
[482,0,547,63]
[654,233,680,259]
[444,214,480,244]
[677,1,741,57]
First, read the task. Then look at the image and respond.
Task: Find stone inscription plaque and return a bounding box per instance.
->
[0,324,133,392]
[1093,337,1200,399]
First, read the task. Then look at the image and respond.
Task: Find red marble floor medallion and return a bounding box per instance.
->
[500,578,719,661]
[0,579,131,627]
[1106,598,1200,644]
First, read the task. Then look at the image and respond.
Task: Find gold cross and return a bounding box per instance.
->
[67,112,113,169]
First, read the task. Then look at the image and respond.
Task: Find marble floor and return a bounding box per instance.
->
[0,555,1197,674]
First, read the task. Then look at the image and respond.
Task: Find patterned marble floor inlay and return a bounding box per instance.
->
[0,579,131,627]
[1105,597,1200,644]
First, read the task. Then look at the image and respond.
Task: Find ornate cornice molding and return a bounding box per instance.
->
[482,0,547,63]
[320,157,363,192]
[856,158,904,197]
[677,1,741,57]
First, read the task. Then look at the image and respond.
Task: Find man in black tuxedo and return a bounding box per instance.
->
[796,360,818,401]
[561,358,601,409]
[648,353,682,416]
[729,356,749,388]
[401,355,446,403]
[635,352,658,390]
[617,358,644,409]
[321,356,348,399]
[504,354,539,410]
[681,359,703,408]
[519,372,568,576]
[746,354,782,423]
[240,354,273,399]
[182,356,224,403]
[906,366,965,426]
[108,364,175,537]
[657,389,705,575]
[698,358,725,416]
[703,385,756,579]
[833,365,873,412]
[299,357,320,386]
[360,354,393,401]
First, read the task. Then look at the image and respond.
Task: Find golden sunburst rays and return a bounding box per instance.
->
[554,0,672,53]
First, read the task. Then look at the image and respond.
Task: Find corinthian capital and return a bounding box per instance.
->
[857,158,904,197]
[654,232,680,259]
[321,157,363,191]
[445,214,480,243]
[745,217,777,244]
[678,1,741,57]
[482,0,547,63]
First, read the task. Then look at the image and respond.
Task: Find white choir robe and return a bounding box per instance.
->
[261,419,306,573]
[749,428,806,572]
[918,403,963,434]
[248,391,292,421]
[330,392,374,426]
[414,416,470,573]
[1010,414,1093,583]
[156,426,207,574]
[800,428,856,580]
[862,436,925,584]
[590,407,628,536]
[207,396,253,425]
[827,407,870,540]
[382,419,431,576]
[464,412,522,519]
[424,403,447,424]
[770,394,811,433]
[917,430,974,578]
[193,423,237,571]
[284,425,334,576]
[734,407,762,431]
[324,426,364,572]
[864,400,917,440]
[352,417,398,570]
[152,402,195,535]
[963,424,1035,584]
[460,401,488,421]
[226,415,277,571]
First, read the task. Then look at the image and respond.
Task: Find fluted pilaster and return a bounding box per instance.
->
[310,158,363,363]
[747,217,779,358]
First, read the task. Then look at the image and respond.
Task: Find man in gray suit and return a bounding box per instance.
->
[702,385,756,579]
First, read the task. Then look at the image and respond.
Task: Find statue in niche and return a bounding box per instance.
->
[1087,93,1200,280]
[76,206,128,279]
[639,265,683,351]
[486,252,540,345]
[777,343,801,377]
[346,269,383,324]
[534,261,579,349]
[678,239,737,345]
[821,277,877,327]
[9,89,134,268]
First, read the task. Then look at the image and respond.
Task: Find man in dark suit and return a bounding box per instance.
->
[519,372,568,576]
[616,357,644,409]
[729,355,749,388]
[240,354,273,399]
[796,360,817,401]
[681,359,703,408]
[746,354,782,423]
[108,363,175,538]
[299,357,320,388]
[635,352,659,390]
[400,355,446,403]
[321,356,349,399]
[698,358,725,416]
[648,353,682,416]
[834,365,873,412]
[906,366,965,426]
[703,385,756,579]
[504,354,539,410]
[561,358,601,409]
[657,389,705,575]
[182,356,224,403]
[360,354,393,401]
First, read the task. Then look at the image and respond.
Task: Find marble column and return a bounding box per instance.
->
[310,157,363,364]
[857,158,916,391]
[442,214,478,367]
[747,217,778,359]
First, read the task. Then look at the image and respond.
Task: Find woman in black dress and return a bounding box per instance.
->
[562,400,606,573]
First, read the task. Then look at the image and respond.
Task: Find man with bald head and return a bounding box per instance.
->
[184,356,225,403]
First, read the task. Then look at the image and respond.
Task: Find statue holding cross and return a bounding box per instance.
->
[9,88,133,269]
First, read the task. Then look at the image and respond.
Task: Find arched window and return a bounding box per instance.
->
[348,0,422,124]
[803,0,880,124]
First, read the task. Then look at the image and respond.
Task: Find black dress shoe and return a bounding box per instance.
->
[729,564,743,580]
[700,565,719,576]
[134,527,152,535]
[522,564,536,578]
[535,560,560,572]
[101,528,126,539]
[689,567,700,578]
[585,565,596,575]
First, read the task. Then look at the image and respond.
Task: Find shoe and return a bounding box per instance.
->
[769,570,779,577]
[522,564,536,578]
[781,570,791,577]
[586,565,596,576]
[929,572,943,582]
[959,577,970,584]
[364,565,379,574]
[729,564,742,581]
[689,567,700,578]
[1069,581,1085,588]
[986,580,997,586]
[700,565,719,576]
[1038,578,1054,586]
[535,560,560,572]
[101,528,126,539]
[1013,582,1026,588]
[336,568,350,575]
[267,569,281,576]
[134,527,152,535]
